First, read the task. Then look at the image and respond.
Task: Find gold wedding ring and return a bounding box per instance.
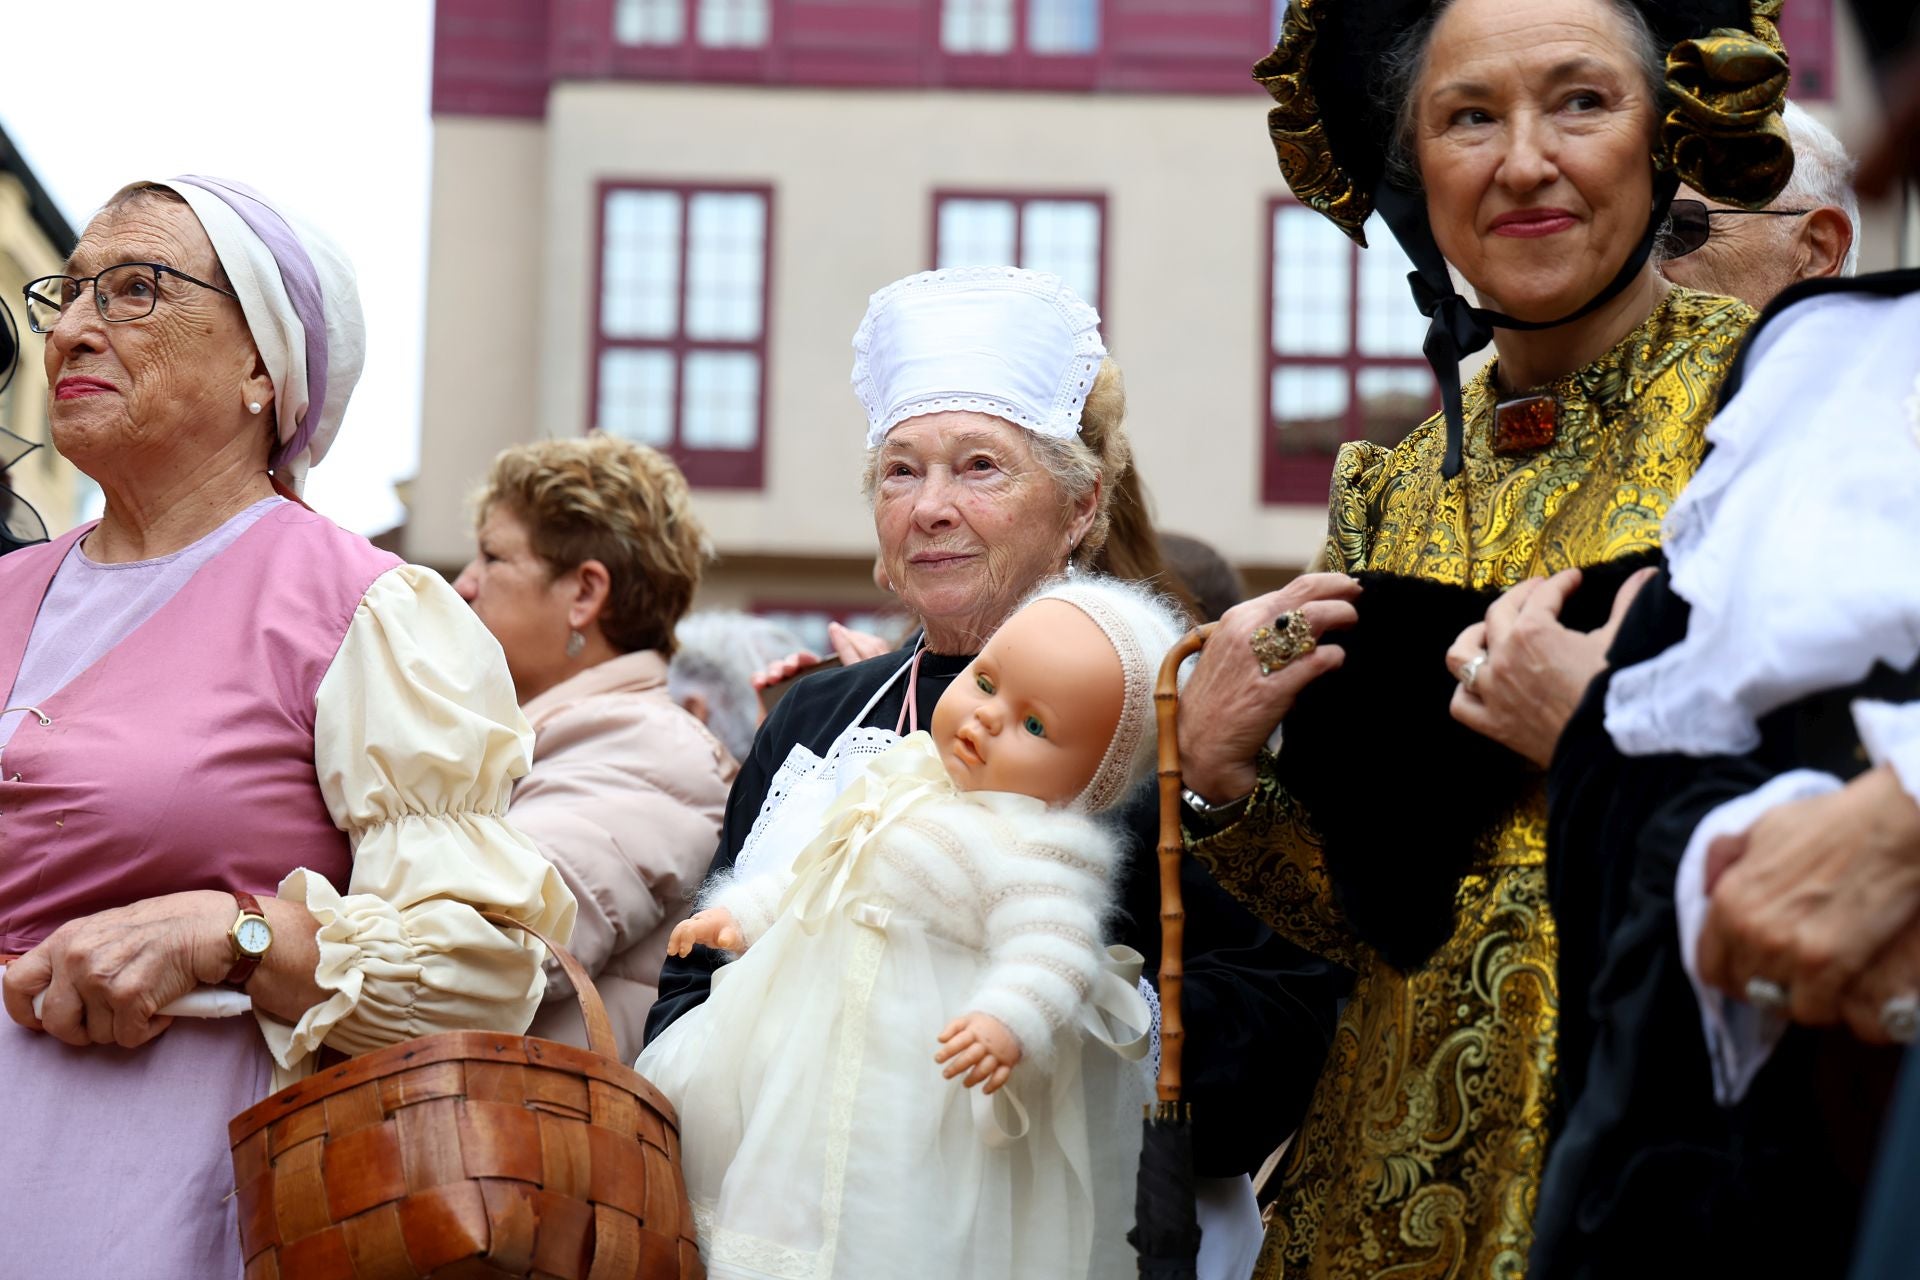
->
[1250,610,1317,676]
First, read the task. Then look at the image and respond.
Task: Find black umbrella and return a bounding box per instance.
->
[0,298,48,557]
[1130,623,1217,1278]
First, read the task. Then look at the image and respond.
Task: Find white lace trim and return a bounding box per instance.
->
[695,909,890,1279]
[1020,578,1185,813]
[851,266,1106,447]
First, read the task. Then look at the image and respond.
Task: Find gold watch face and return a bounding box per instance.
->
[233,914,273,958]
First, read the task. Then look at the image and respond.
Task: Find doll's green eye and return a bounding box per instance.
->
[1023,715,1046,738]
[976,674,994,695]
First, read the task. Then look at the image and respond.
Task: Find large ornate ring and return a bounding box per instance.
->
[1250,610,1316,677]
[1458,652,1489,693]
[1881,993,1920,1044]
[1744,976,1790,1015]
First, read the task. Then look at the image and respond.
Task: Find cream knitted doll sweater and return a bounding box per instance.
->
[700,734,1119,1074]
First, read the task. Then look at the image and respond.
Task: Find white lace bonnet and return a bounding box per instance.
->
[1022,575,1188,814]
[851,266,1108,448]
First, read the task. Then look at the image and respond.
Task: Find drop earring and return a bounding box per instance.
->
[566,630,586,659]
[248,401,263,415]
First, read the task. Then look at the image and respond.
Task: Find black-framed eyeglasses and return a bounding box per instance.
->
[1657,198,1813,260]
[21,261,239,334]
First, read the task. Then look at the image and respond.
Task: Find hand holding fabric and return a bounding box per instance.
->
[3,890,243,1048]
[935,1011,1021,1095]
[1177,573,1360,803]
[1697,766,1920,1027]
[1448,567,1653,767]
[669,907,744,957]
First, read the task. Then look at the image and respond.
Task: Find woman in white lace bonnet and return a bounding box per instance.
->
[644,266,1343,1280]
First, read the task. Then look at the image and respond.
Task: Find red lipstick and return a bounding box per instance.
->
[1490,208,1578,238]
[54,376,117,400]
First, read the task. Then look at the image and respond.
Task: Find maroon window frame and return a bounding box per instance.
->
[589,179,774,489]
[603,0,777,81]
[1777,0,1835,102]
[935,0,1102,90]
[928,189,1108,314]
[1261,197,1437,507]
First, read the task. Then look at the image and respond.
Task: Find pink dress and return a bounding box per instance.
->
[0,504,388,1276]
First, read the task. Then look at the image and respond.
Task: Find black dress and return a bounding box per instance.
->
[1534,269,1920,1278]
[645,642,1347,1178]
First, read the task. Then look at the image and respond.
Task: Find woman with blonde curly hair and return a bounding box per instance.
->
[456,434,736,1060]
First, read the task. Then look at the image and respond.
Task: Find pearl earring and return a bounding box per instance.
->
[566,630,586,659]
[248,401,263,415]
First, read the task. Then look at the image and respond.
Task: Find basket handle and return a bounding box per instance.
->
[1153,622,1216,1104]
[480,910,622,1064]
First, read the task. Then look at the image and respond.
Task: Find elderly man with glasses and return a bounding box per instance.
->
[1658,100,1861,307]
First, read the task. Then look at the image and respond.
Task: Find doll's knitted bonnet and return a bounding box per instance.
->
[1022,575,1189,814]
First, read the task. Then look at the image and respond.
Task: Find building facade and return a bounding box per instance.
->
[0,125,84,542]
[414,0,1903,644]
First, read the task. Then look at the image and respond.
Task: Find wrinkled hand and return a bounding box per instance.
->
[1177,574,1362,803]
[1838,918,1920,1045]
[1446,566,1653,767]
[936,1012,1021,1095]
[1,891,233,1048]
[826,621,892,666]
[667,908,744,957]
[1697,766,1920,1028]
[752,651,823,692]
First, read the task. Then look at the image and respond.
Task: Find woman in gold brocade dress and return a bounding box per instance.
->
[1174,0,1797,1276]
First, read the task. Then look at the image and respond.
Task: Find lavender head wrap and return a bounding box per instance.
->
[113,176,365,493]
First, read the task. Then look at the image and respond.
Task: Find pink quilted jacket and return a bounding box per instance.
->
[515,650,737,1062]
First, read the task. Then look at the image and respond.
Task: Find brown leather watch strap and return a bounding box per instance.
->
[223,890,267,990]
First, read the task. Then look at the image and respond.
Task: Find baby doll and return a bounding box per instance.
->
[636,576,1184,1280]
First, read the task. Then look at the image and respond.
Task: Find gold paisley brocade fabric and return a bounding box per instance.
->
[1191,288,1754,1280]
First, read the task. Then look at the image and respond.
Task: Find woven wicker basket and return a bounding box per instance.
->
[228,913,703,1280]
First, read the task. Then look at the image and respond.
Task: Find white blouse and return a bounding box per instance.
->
[264,564,577,1083]
[1604,288,1920,789]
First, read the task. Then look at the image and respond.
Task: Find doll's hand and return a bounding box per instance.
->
[668,909,744,957]
[935,1012,1022,1095]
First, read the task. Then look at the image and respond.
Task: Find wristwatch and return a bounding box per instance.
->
[1181,785,1252,830]
[224,891,273,989]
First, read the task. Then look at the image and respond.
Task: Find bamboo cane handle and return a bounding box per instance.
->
[1153,622,1216,1103]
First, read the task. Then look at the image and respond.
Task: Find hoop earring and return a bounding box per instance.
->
[566,630,585,659]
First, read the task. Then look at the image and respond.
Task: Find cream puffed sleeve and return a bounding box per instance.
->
[260,564,577,1071]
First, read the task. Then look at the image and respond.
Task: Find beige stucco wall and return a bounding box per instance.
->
[0,173,83,540]
[412,117,549,567]
[528,81,1325,574]
[412,13,1910,582]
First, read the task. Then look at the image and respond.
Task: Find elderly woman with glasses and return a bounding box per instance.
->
[0,178,572,1278]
